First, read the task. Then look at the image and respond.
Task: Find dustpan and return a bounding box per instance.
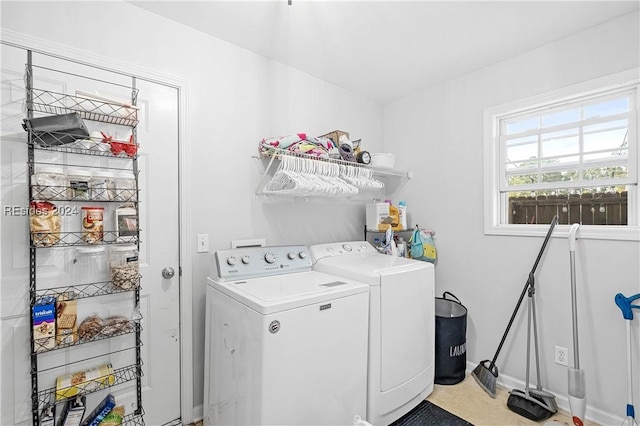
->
[507,276,557,421]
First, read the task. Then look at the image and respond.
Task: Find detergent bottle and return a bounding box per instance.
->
[398,201,407,230]
[385,200,401,231]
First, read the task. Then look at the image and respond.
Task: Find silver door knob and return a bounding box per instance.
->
[162,267,175,279]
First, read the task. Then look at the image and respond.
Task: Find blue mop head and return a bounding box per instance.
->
[615,293,640,320]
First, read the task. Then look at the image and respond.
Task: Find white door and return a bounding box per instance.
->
[0,45,181,425]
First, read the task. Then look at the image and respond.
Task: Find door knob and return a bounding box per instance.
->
[162,267,175,279]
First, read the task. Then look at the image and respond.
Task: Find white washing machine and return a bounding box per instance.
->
[204,245,370,426]
[309,241,435,426]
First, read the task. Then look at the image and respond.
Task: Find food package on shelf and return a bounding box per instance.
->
[80,393,116,426]
[33,296,56,352]
[56,292,78,346]
[60,396,86,426]
[55,364,115,401]
[30,201,61,247]
[97,405,125,426]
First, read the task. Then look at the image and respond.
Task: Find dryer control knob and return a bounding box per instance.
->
[298,251,308,259]
[241,255,251,264]
[287,252,296,260]
[342,244,352,252]
[227,256,237,266]
[264,253,276,264]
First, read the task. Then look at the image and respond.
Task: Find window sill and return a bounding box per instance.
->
[484,224,640,241]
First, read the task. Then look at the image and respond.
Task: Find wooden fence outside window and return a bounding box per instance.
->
[509,191,628,225]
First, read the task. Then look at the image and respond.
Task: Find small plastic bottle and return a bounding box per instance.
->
[397,237,407,257]
[90,170,114,201]
[31,165,68,200]
[398,201,408,230]
[67,168,91,200]
[113,170,136,202]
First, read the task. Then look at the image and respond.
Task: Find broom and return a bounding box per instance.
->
[471,215,558,398]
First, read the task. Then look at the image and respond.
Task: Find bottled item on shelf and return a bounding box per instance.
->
[398,201,407,230]
[366,200,391,231]
[90,170,114,201]
[109,244,139,290]
[72,246,109,286]
[115,204,138,243]
[386,199,401,231]
[67,168,91,200]
[397,237,407,257]
[113,170,136,202]
[81,206,104,244]
[31,165,68,200]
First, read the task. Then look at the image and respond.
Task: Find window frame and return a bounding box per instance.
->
[483,68,640,241]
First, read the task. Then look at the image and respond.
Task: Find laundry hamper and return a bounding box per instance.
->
[434,292,467,385]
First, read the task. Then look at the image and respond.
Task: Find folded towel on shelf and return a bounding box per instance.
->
[259,133,332,158]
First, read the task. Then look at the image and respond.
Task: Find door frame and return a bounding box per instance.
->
[1,29,195,424]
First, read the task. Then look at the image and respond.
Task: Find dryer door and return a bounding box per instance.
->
[379,266,435,391]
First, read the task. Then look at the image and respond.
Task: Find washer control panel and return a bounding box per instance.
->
[308,241,376,262]
[213,245,312,281]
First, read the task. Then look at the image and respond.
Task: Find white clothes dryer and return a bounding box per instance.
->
[309,241,435,426]
[204,245,370,426]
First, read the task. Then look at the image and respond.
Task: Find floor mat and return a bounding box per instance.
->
[389,400,474,426]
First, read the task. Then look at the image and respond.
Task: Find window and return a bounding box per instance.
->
[484,69,639,240]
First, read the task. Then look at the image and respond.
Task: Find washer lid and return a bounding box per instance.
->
[208,270,368,314]
[313,253,431,286]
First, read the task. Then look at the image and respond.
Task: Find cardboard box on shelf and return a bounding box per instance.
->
[56,292,78,346]
[33,296,56,352]
[56,364,115,401]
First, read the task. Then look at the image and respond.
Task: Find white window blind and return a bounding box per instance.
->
[500,89,636,193]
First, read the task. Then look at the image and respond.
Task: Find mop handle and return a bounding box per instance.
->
[626,320,635,419]
[569,223,580,369]
[488,215,558,367]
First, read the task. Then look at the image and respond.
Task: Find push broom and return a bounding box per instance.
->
[471,215,557,398]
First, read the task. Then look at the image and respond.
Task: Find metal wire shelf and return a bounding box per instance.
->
[37,363,143,410]
[33,279,141,302]
[30,185,139,203]
[256,147,412,178]
[123,409,146,426]
[31,88,139,127]
[32,319,142,355]
[31,232,140,248]
[29,137,139,158]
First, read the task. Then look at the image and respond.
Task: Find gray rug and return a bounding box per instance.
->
[389,400,474,426]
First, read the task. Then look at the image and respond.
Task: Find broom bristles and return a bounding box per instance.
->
[471,360,498,399]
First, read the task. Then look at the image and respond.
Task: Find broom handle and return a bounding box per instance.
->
[488,215,558,368]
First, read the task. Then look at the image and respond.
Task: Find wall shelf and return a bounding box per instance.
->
[254,148,412,199]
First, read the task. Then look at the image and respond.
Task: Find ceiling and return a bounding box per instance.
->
[129,0,639,104]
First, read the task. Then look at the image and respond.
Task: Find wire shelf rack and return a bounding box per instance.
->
[31,89,139,127]
[32,319,142,355]
[37,363,143,410]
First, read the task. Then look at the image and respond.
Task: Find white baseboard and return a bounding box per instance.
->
[192,404,203,425]
[466,361,623,426]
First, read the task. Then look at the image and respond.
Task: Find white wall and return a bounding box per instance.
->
[0,1,384,422]
[3,1,639,423]
[384,11,640,424]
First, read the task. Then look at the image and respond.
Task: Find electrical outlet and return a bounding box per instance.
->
[555,345,569,366]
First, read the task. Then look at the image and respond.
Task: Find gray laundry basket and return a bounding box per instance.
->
[434,292,467,385]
